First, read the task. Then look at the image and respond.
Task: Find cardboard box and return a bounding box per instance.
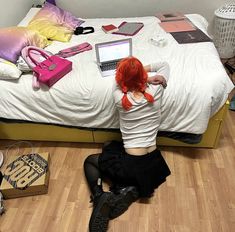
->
[0,152,50,199]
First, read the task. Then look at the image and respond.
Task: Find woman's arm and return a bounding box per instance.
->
[144,64,151,73]
[147,75,167,88]
[144,61,170,88]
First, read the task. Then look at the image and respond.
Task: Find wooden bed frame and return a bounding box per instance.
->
[0,102,229,148]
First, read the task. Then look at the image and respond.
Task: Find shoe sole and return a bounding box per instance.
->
[109,188,139,219]
[89,193,113,232]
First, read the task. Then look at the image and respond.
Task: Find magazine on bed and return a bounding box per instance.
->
[159,19,196,33]
[113,22,144,36]
[170,29,212,44]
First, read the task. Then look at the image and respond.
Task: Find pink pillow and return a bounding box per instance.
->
[0,27,48,63]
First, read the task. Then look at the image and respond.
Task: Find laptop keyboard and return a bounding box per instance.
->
[101,61,118,71]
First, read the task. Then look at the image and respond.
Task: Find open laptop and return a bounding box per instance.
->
[95,38,132,77]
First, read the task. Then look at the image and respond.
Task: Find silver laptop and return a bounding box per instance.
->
[95,38,132,77]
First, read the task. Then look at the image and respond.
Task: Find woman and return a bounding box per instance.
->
[84,57,171,232]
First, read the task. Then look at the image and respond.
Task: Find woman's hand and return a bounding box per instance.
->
[147,75,167,88]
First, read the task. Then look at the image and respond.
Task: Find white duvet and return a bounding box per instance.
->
[0,10,234,134]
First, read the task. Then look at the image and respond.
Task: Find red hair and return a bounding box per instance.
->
[115,57,154,110]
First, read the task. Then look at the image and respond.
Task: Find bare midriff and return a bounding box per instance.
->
[125,145,156,156]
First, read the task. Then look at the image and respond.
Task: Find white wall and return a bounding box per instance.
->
[0,0,40,28]
[0,0,233,35]
[51,0,233,35]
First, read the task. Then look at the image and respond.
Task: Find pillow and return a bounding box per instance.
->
[45,0,56,6]
[0,27,48,63]
[28,2,84,42]
[0,58,22,80]
[28,20,73,42]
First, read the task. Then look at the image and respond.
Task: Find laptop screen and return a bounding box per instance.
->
[96,39,132,63]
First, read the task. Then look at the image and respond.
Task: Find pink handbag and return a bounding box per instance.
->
[21,46,53,89]
[28,47,72,87]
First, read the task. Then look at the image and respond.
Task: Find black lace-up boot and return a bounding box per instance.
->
[89,190,115,232]
[109,186,139,219]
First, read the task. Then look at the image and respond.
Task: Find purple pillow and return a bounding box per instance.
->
[31,2,84,30]
[0,27,48,63]
[45,0,56,6]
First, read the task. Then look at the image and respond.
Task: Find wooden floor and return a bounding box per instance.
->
[0,110,234,232]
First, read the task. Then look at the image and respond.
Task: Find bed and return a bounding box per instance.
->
[0,6,234,148]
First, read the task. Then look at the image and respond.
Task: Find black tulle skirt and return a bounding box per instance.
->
[98,141,171,198]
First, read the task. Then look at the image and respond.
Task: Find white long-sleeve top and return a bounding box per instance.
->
[113,61,170,148]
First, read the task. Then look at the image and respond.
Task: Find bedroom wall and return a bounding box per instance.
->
[42,0,232,35]
[0,0,39,28]
[0,0,232,35]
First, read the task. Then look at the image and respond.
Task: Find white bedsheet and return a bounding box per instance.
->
[0,13,234,134]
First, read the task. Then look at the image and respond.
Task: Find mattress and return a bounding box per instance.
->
[0,9,234,134]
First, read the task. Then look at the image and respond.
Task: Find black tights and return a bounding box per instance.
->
[84,153,128,196]
[83,154,103,196]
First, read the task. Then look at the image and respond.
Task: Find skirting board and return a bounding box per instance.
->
[0,102,229,148]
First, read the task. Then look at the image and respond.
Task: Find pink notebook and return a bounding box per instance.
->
[159,19,196,33]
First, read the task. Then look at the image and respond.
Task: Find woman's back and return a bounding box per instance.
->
[114,83,164,149]
[114,58,170,153]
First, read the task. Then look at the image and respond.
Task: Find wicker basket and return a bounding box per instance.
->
[214,3,235,58]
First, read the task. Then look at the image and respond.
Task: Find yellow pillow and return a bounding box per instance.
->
[28,20,73,42]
